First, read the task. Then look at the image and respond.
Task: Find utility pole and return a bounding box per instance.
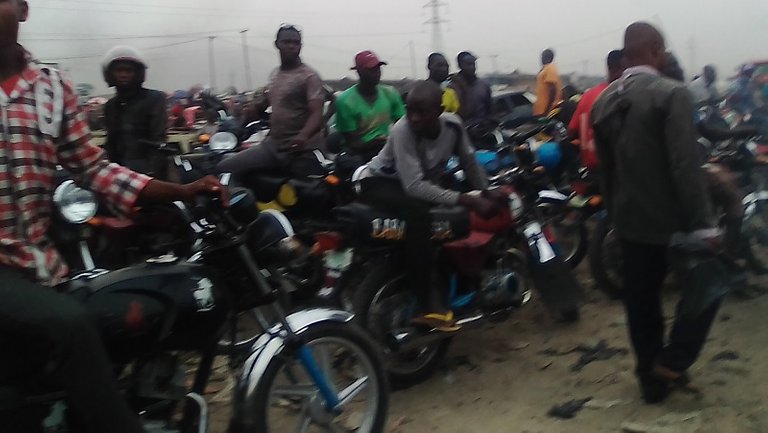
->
[688,36,697,79]
[409,40,418,78]
[240,29,253,90]
[489,54,499,74]
[424,0,447,54]
[489,54,499,86]
[208,36,217,92]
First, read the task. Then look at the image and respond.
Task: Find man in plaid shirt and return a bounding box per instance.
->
[1,1,227,431]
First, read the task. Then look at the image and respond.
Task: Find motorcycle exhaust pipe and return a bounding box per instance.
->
[386,314,485,353]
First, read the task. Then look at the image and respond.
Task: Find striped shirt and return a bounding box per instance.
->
[0,60,151,285]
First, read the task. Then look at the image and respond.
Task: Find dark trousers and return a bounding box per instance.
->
[621,240,721,374]
[0,267,144,433]
[361,178,434,304]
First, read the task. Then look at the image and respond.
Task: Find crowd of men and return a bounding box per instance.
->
[1,0,765,429]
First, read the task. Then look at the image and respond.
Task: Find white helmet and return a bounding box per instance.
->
[102,46,148,87]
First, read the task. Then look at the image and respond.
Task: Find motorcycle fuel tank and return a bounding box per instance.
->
[63,261,230,362]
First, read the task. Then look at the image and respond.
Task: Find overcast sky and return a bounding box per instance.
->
[17,0,768,94]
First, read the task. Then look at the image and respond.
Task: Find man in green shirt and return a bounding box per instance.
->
[335,50,405,161]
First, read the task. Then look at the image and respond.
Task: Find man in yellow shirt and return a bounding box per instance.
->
[533,48,563,116]
[426,53,460,113]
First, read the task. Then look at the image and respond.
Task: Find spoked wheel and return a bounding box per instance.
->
[251,323,388,433]
[588,218,624,299]
[542,210,589,268]
[353,261,451,388]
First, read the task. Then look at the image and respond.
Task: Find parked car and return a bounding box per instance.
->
[492,90,536,128]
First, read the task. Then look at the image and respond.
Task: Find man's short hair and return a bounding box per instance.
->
[543,49,555,59]
[428,52,445,67]
[607,50,624,70]
[276,24,301,40]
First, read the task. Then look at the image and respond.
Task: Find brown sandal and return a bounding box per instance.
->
[652,365,702,394]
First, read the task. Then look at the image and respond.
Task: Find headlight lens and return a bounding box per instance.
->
[209,132,238,152]
[53,180,97,224]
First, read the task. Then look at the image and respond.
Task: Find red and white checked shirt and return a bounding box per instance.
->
[0,60,151,285]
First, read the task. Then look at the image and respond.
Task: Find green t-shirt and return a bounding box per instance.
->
[335,84,405,151]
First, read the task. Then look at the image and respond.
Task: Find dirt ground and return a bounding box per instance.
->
[207,267,768,433]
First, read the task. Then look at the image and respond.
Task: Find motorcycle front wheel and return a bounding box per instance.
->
[249,322,388,433]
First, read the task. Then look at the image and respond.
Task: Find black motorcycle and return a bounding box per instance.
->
[0,180,389,433]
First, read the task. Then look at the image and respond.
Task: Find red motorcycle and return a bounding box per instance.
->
[311,163,584,387]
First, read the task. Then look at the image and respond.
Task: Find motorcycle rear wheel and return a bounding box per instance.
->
[352,259,452,388]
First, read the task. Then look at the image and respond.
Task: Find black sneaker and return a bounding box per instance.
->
[638,373,671,404]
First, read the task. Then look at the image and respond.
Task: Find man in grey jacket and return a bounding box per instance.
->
[592,22,719,404]
[363,81,502,330]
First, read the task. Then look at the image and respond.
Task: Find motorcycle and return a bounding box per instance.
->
[1,178,389,433]
[313,151,584,387]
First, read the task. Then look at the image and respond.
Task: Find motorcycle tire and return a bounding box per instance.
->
[246,322,389,433]
[539,207,589,269]
[352,259,452,389]
[588,217,624,299]
[557,220,589,269]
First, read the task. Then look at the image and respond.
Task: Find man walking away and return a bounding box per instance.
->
[592,22,720,404]
[533,49,563,116]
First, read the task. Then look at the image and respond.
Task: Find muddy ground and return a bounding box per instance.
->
[206,268,768,433]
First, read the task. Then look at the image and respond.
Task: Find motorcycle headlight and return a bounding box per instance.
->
[209,132,238,152]
[53,180,97,224]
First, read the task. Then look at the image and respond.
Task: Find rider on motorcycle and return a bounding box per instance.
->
[102,46,168,176]
[218,24,327,178]
[1,2,227,431]
[335,50,405,162]
[360,81,504,331]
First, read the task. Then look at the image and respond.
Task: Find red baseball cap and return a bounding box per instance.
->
[352,50,387,70]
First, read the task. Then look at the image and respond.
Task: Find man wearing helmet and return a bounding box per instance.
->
[1,1,227,432]
[102,46,168,176]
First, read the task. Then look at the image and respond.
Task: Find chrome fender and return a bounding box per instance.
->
[229,308,354,429]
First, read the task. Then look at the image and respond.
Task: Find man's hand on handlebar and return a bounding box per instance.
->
[182,176,231,207]
[458,194,502,219]
[482,188,509,205]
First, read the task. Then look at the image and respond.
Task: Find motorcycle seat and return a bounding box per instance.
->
[442,231,496,275]
[242,172,289,202]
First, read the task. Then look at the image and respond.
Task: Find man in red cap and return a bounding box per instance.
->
[334,50,405,162]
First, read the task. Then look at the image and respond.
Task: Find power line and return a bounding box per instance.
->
[39,38,207,61]
[21,28,246,42]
